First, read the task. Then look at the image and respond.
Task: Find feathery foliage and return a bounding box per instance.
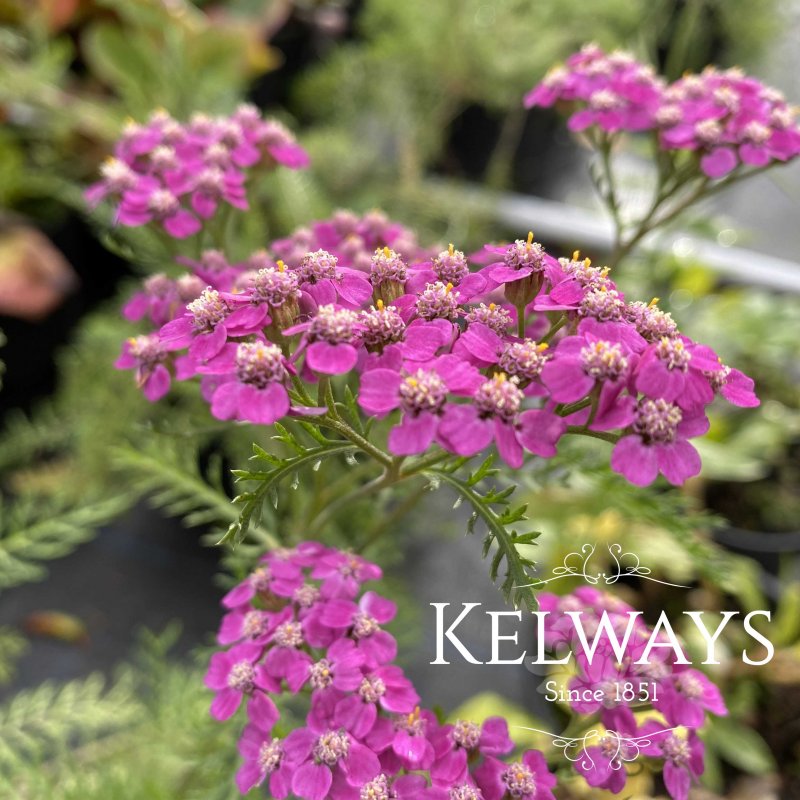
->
[0,493,130,590]
[427,455,540,612]
[0,670,141,793]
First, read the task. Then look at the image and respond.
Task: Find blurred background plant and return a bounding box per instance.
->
[1,1,799,798]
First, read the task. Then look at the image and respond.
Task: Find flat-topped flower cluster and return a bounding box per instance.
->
[86,105,309,237]
[116,212,757,487]
[208,547,725,800]
[525,43,800,178]
[208,542,558,800]
[539,587,726,800]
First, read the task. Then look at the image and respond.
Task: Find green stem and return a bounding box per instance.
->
[565,425,620,444]
[516,304,527,339]
[400,449,452,478]
[557,398,592,417]
[309,471,393,531]
[541,314,567,344]
[357,484,429,553]
[316,415,393,469]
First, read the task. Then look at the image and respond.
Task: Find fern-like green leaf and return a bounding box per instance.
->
[0,494,130,590]
[426,457,540,611]
[222,436,359,547]
[0,671,141,790]
[110,441,279,549]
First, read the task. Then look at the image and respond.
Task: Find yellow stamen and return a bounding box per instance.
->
[488,302,496,310]
[445,282,454,293]
[383,246,391,258]
[537,343,549,352]
[277,260,286,273]
[126,337,137,345]
[526,231,534,247]
[406,378,418,387]
[448,243,455,256]
[495,372,507,383]
[584,258,591,267]
[600,267,610,277]
[649,297,660,308]
[376,299,384,311]
[572,250,581,261]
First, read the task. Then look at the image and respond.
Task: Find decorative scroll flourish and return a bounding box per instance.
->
[516,726,681,771]
[517,543,690,590]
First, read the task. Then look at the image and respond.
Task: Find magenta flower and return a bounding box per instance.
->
[189,167,248,218]
[366,707,440,771]
[659,68,800,177]
[369,246,408,304]
[204,642,279,722]
[474,749,557,800]
[572,728,637,794]
[159,287,243,363]
[305,638,365,698]
[426,781,484,800]
[430,717,514,786]
[122,272,205,327]
[218,608,275,646]
[251,115,311,169]
[356,773,430,800]
[335,666,420,738]
[358,355,482,455]
[285,304,363,376]
[405,245,487,301]
[284,724,380,800]
[206,341,292,425]
[85,157,141,208]
[483,234,560,307]
[534,254,615,313]
[653,667,728,728]
[221,560,303,609]
[525,45,665,133]
[541,334,633,403]
[294,249,373,309]
[319,591,398,668]
[115,334,171,401]
[264,615,314,693]
[707,364,759,407]
[236,726,293,796]
[624,300,679,343]
[359,305,453,366]
[577,291,648,354]
[117,184,201,239]
[311,551,383,599]
[610,398,707,486]
[634,336,722,410]
[638,723,705,800]
[438,374,567,467]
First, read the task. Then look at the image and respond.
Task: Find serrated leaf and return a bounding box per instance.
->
[426,468,538,611]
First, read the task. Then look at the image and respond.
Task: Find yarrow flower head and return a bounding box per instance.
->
[526,45,800,177]
[114,210,755,489]
[524,44,665,132]
[369,247,408,304]
[86,108,308,237]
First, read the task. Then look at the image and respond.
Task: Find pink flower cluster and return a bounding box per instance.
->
[86,105,309,237]
[207,542,558,799]
[539,587,727,800]
[116,216,758,487]
[525,43,800,178]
